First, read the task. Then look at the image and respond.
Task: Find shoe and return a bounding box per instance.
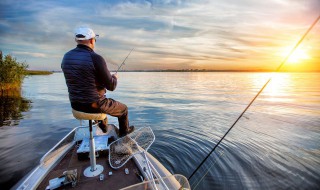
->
[119,126,135,138]
[98,121,108,133]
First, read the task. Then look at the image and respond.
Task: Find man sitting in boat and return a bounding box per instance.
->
[61,27,134,137]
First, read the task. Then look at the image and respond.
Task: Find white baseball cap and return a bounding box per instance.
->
[74,27,99,40]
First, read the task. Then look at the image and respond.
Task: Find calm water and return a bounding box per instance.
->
[0,72,319,189]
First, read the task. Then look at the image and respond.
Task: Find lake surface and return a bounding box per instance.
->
[0,72,319,189]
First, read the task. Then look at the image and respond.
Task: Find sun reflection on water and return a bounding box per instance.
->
[264,73,294,102]
[252,73,296,103]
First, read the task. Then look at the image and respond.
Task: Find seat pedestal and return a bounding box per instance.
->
[84,120,104,177]
[72,110,107,178]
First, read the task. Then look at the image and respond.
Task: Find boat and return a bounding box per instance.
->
[12,111,190,190]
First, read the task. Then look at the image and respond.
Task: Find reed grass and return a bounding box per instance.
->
[0,51,28,93]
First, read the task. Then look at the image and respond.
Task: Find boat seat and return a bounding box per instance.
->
[72,109,106,121]
[71,109,106,177]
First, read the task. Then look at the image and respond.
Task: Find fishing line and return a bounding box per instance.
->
[192,150,225,189]
[188,15,320,182]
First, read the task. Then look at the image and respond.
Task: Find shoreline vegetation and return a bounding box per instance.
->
[0,51,53,95]
[0,51,28,94]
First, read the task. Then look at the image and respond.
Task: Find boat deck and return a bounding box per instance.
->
[37,143,142,190]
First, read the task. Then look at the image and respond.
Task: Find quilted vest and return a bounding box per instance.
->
[61,47,99,103]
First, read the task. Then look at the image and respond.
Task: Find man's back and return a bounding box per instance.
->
[61,45,99,104]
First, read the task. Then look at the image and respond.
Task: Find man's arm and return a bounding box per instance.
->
[91,53,117,91]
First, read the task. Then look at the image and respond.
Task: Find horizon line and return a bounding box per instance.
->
[30,69,320,73]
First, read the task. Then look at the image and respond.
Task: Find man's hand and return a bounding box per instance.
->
[112,73,118,79]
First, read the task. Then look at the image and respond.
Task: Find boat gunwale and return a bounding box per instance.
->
[14,128,79,190]
[40,127,78,164]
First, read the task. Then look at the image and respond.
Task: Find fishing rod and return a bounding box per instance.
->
[188,15,320,182]
[115,48,134,74]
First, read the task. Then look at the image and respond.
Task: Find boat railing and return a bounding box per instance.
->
[120,174,191,190]
[40,127,77,164]
[15,127,83,190]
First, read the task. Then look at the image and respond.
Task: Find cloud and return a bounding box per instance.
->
[11,51,47,58]
[0,0,319,71]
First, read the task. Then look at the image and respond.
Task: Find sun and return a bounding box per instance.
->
[287,48,310,64]
[275,46,312,71]
[281,46,310,64]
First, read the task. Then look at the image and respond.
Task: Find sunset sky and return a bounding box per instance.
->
[0,0,319,71]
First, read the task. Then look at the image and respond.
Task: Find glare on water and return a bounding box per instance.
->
[0,72,319,189]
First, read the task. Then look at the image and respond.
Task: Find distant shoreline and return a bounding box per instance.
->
[114,70,320,73]
[26,70,53,75]
[51,70,319,73]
